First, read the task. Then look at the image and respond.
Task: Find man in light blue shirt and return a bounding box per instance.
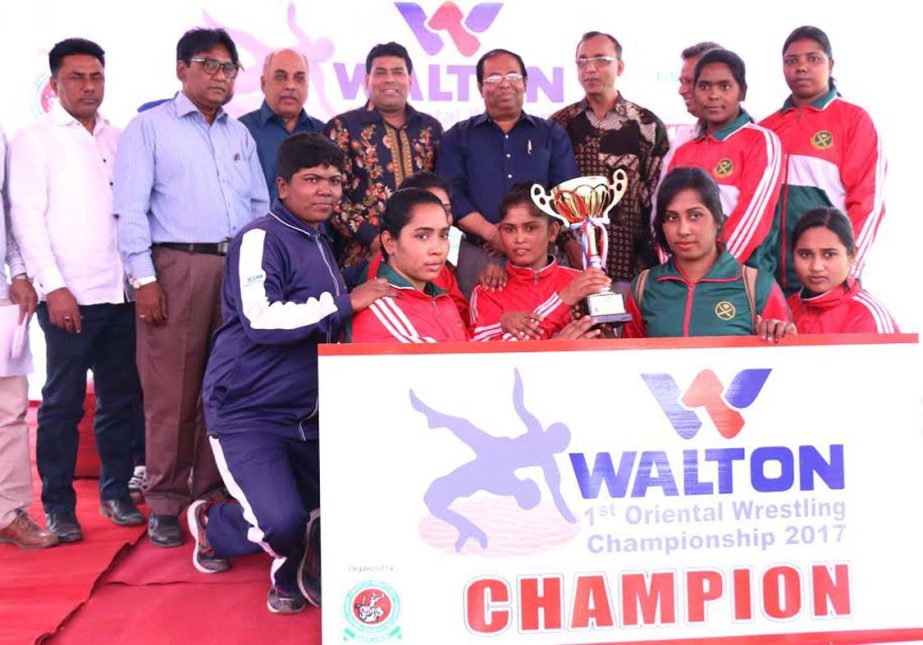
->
[114,27,268,548]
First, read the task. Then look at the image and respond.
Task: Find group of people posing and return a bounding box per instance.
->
[0,22,897,617]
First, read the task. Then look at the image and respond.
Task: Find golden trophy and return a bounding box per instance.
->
[531,170,631,323]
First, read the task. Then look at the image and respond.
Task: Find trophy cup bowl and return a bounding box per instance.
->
[530,170,632,324]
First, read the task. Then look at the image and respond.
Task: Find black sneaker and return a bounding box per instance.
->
[186,501,230,574]
[298,509,321,607]
[267,586,307,614]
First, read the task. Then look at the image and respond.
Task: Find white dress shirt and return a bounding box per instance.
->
[8,103,125,304]
[0,126,28,301]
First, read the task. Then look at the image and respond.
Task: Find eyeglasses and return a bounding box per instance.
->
[576,56,618,69]
[188,57,241,79]
[483,72,524,85]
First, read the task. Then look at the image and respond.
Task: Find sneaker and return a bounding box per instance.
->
[298,508,321,607]
[128,466,146,501]
[186,501,230,574]
[267,586,307,614]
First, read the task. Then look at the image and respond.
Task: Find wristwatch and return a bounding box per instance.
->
[131,276,157,290]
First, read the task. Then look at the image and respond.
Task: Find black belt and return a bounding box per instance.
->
[154,241,230,256]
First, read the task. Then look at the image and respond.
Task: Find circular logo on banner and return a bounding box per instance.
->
[715,301,736,320]
[714,158,734,178]
[344,581,402,642]
[812,130,834,150]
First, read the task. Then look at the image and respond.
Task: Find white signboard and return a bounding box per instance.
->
[319,335,922,644]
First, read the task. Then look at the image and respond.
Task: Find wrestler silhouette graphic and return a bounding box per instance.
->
[411,369,576,552]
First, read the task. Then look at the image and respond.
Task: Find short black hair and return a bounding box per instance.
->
[681,41,722,60]
[176,28,240,65]
[653,167,725,254]
[365,42,413,75]
[476,48,527,84]
[277,133,345,183]
[791,207,855,256]
[49,38,105,76]
[398,170,449,195]
[499,183,549,223]
[783,25,832,58]
[381,188,446,239]
[577,31,622,59]
[694,48,747,94]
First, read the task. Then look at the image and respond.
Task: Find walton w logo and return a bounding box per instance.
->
[641,369,771,440]
[395,2,503,56]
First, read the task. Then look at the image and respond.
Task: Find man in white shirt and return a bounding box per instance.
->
[8,38,145,543]
[0,125,55,550]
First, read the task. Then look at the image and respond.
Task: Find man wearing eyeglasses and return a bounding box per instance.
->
[324,42,443,286]
[437,48,578,297]
[114,28,269,548]
[551,32,669,294]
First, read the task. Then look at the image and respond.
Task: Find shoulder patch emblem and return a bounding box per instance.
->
[714,300,736,321]
[714,158,733,178]
[812,130,834,150]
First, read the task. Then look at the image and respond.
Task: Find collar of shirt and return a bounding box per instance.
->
[356,101,424,127]
[269,197,338,242]
[375,260,446,296]
[507,256,560,283]
[696,109,753,142]
[798,276,859,308]
[577,93,626,118]
[174,91,228,122]
[658,248,742,284]
[257,100,311,128]
[471,110,537,130]
[780,87,840,113]
[49,101,111,135]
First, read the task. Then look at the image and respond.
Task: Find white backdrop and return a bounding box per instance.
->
[0,0,919,392]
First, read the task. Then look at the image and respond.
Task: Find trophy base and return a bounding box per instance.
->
[585,290,633,325]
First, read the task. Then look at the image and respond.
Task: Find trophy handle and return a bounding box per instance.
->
[598,169,629,222]
[530,183,567,223]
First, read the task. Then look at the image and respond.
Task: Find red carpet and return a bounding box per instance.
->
[0,408,321,644]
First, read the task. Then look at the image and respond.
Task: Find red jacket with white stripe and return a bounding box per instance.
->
[761,90,886,293]
[788,277,898,334]
[469,258,580,341]
[347,262,468,343]
[666,111,782,269]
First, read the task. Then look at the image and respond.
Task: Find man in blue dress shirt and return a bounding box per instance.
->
[239,49,324,202]
[114,28,269,548]
[436,48,579,296]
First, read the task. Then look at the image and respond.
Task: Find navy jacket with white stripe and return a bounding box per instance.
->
[203,199,353,440]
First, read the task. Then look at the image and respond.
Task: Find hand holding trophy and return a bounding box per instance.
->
[531,170,632,324]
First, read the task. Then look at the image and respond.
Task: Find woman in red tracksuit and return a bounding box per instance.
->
[664,48,782,272]
[761,26,886,295]
[788,207,898,334]
[469,184,611,342]
[347,188,468,343]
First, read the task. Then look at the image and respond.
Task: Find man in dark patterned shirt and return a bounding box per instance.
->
[324,42,442,282]
[551,32,669,293]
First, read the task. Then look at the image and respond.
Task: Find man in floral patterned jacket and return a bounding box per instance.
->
[324,42,442,284]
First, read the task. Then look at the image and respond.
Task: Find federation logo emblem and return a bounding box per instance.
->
[344,581,402,642]
[395,2,503,56]
[641,369,772,439]
[714,300,736,320]
[812,130,834,150]
[714,158,733,178]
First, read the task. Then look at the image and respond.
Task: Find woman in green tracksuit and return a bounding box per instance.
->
[624,167,792,339]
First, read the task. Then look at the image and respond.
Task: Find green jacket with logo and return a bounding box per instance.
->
[623,250,790,337]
